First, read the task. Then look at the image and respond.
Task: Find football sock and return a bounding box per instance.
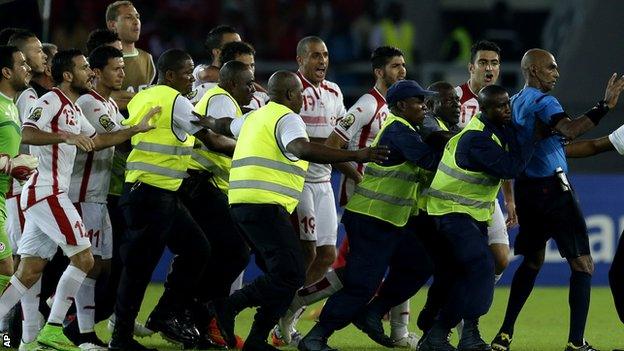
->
[0,276,27,319]
[499,262,539,335]
[568,271,591,345]
[390,299,410,339]
[21,278,42,343]
[75,277,96,333]
[48,265,86,324]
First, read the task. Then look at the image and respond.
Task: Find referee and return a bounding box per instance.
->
[193,70,388,350]
[492,48,624,351]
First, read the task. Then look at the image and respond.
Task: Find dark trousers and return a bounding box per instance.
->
[435,213,494,328]
[610,232,624,324]
[229,204,306,328]
[179,173,250,304]
[114,182,211,324]
[319,211,430,332]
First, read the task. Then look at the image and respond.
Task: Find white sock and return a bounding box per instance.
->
[0,276,27,319]
[48,265,87,324]
[75,277,96,333]
[21,278,42,343]
[495,273,503,284]
[296,269,343,308]
[390,299,410,339]
[230,271,244,295]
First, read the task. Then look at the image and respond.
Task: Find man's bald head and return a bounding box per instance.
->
[520,48,559,92]
[268,70,303,112]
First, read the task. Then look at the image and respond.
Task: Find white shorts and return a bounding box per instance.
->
[293,182,338,247]
[487,199,509,246]
[75,202,113,259]
[5,195,24,251]
[18,193,91,260]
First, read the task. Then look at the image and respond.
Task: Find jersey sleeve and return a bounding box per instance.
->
[277,113,309,153]
[207,95,238,119]
[15,89,38,123]
[77,96,123,134]
[535,95,565,126]
[172,95,202,136]
[22,95,57,130]
[230,113,248,138]
[333,94,376,142]
[77,108,97,137]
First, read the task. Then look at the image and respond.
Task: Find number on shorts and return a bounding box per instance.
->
[301,216,316,234]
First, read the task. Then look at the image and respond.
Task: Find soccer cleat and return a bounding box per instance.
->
[491,332,512,351]
[77,343,107,351]
[107,315,154,338]
[457,319,490,351]
[392,331,420,349]
[211,300,239,348]
[19,339,51,350]
[276,306,305,345]
[271,325,302,347]
[564,341,599,351]
[297,335,338,351]
[36,324,80,351]
[418,328,456,351]
[352,309,395,348]
[145,310,199,349]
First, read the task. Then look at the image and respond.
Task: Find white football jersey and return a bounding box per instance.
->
[70,91,124,204]
[296,71,346,182]
[455,81,480,129]
[21,88,96,208]
[7,88,38,197]
[333,87,388,205]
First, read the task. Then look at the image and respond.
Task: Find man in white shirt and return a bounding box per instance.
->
[0,49,154,351]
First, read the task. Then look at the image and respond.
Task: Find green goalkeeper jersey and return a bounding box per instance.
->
[0,91,21,195]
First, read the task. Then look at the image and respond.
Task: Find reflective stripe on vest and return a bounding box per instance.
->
[124,85,194,191]
[228,101,309,213]
[189,85,243,193]
[345,113,420,227]
[426,114,502,222]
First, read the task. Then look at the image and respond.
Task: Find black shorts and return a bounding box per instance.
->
[514,176,589,258]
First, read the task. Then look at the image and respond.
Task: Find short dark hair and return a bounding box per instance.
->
[89,45,123,70]
[106,0,134,22]
[296,36,324,57]
[0,45,21,81]
[86,29,120,55]
[7,29,37,51]
[0,28,22,45]
[477,84,508,108]
[427,81,454,92]
[157,48,191,76]
[51,48,83,84]
[219,41,255,65]
[371,46,404,70]
[220,60,251,84]
[470,40,501,63]
[204,25,238,60]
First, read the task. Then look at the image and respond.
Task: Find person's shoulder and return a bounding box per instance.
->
[77,92,105,112]
[38,90,62,109]
[136,48,153,59]
[16,87,38,105]
[320,79,343,98]
[349,92,377,114]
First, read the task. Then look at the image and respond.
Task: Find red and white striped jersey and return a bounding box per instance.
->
[455,81,480,129]
[296,71,346,182]
[7,88,38,198]
[333,87,388,205]
[70,91,124,204]
[21,88,96,209]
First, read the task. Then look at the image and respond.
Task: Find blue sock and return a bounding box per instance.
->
[499,263,539,336]
[568,271,591,345]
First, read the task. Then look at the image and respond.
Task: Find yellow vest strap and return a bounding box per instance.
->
[229,180,303,198]
[426,188,491,209]
[353,187,415,206]
[134,141,193,156]
[126,161,190,179]
[437,163,499,186]
[231,156,307,177]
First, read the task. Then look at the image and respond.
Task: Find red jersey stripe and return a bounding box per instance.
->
[47,196,77,245]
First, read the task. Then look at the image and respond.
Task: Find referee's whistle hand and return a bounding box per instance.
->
[356,145,390,163]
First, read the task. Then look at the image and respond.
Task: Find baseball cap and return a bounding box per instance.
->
[386,80,437,105]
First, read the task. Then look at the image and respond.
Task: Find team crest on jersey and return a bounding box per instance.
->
[99,114,115,132]
[339,113,355,129]
[0,242,5,253]
[28,107,42,121]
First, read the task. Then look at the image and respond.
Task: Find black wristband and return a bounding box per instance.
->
[585,100,610,125]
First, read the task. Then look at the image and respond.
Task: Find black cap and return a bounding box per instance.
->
[386,80,437,105]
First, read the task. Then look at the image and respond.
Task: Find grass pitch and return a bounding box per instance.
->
[94,284,624,351]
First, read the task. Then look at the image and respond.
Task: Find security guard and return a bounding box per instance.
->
[192,70,388,351]
[109,48,233,351]
[420,85,533,351]
[180,60,254,348]
[299,80,440,351]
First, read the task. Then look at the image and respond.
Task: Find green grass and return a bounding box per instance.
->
[94,284,624,351]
